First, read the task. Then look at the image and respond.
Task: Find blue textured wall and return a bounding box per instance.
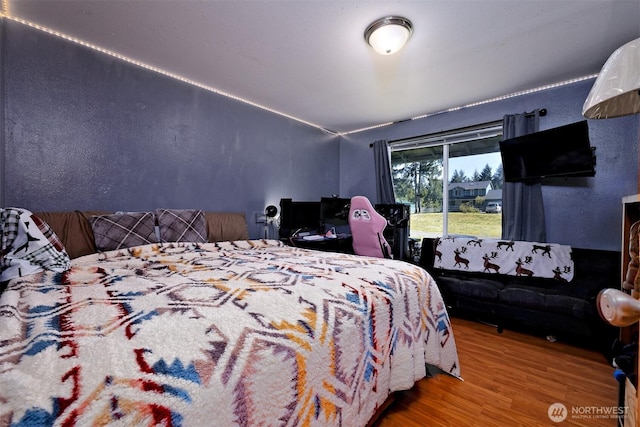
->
[340,80,640,251]
[3,18,639,249]
[2,20,340,238]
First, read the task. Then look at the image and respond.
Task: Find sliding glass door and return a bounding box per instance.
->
[390,122,504,239]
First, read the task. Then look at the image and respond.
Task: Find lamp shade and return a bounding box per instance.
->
[365,16,413,56]
[597,288,640,327]
[583,37,640,119]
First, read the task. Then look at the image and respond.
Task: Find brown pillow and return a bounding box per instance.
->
[34,211,109,259]
[156,209,207,243]
[90,212,158,251]
[204,212,249,242]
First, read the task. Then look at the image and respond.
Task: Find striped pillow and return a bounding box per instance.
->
[90,212,158,251]
[156,209,207,243]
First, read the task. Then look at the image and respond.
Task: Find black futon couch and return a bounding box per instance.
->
[420,237,619,352]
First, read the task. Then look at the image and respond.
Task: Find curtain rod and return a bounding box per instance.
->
[369,108,547,147]
[526,108,547,117]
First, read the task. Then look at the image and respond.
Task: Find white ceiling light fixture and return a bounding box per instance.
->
[365,16,413,56]
[582,37,640,119]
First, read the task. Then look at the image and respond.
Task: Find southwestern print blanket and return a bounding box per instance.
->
[0,240,459,427]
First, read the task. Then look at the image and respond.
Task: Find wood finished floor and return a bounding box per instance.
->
[373,317,621,427]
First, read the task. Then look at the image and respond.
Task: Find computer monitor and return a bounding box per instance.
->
[320,197,351,235]
[279,199,321,237]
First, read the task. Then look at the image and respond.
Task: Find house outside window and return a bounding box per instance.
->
[390,121,504,239]
[448,181,492,211]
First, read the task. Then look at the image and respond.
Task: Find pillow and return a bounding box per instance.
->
[156,209,207,243]
[90,212,158,251]
[204,212,249,242]
[34,210,110,259]
[0,207,71,281]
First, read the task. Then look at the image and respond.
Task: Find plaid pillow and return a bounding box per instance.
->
[156,209,207,243]
[90,212,158,251]
[32,214,66,252]
[0,208,71,281]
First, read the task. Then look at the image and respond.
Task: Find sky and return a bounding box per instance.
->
[448,152,503,180]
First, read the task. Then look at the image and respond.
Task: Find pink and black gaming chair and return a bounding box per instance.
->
[348,196,392,259]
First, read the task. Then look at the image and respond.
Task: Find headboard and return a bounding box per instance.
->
[34,210,249,259]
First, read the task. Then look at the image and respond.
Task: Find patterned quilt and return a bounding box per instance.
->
[0,240,459,427]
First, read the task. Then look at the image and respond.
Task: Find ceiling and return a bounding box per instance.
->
[4,1,640,134]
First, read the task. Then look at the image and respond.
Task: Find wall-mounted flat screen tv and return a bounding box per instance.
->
[499,120,595,182]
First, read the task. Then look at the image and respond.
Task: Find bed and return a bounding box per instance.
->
[0,208,460,427]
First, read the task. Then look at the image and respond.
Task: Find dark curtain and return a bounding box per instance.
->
[501,111,547,242]
[372,140,396,204]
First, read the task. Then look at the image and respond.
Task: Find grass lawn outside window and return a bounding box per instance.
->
[410,212,502,239]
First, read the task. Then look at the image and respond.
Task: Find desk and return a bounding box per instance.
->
[286,235,353,254]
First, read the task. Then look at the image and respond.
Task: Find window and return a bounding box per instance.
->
[390,121,503,239]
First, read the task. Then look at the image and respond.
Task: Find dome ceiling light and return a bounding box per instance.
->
[364,16,413,56]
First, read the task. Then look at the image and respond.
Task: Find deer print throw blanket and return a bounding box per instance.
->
[433,237,574,282]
